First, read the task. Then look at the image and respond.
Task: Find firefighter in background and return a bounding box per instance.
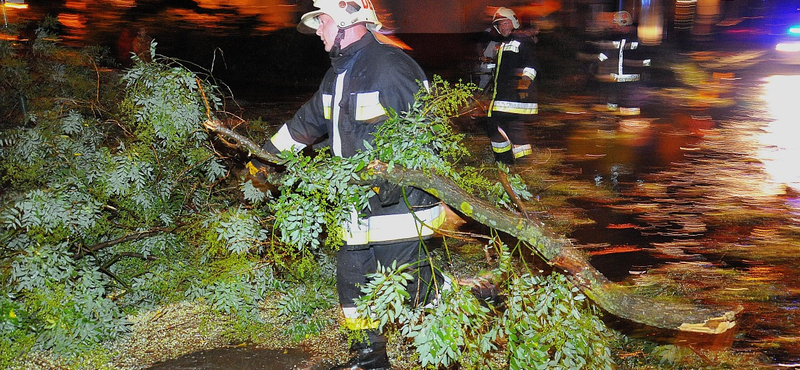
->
[486,7,539,165]
[579,12,651,116]
[247,1,448,369]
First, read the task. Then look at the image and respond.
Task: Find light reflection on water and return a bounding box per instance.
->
[757,74,800,196]
[561,68,800,363]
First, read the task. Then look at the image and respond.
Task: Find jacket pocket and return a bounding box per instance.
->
[321,93,332,120]
[350,91,386,124]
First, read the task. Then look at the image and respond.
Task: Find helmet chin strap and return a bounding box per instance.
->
[330,28,347,57]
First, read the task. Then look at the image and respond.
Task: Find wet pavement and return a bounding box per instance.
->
[145,347,327,370]
[530,62,800,364]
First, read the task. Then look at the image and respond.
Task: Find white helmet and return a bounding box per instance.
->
[492,7,520,29]
[298,0,382,34]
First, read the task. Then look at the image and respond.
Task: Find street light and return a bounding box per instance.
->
[2,0,28,28]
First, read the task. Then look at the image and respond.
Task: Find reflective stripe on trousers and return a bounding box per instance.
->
[490,100,538,115]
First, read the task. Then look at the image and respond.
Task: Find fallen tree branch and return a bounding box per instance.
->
[202,118,740,334]
[76,228,166,257]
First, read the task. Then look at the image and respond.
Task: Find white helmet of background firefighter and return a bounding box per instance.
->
[492,7,520,32]
[298,0,382,34]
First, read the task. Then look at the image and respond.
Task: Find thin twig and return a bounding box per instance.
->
[498,170,529,219]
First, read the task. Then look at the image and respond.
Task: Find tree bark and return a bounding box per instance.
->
[203,119,740,334]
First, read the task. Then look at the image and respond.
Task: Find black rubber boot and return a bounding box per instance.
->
[494,150,514,165]
[329,331,391,370]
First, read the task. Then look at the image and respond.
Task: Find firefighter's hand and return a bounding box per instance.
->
[371,177,402,206]
[245,158,274,192]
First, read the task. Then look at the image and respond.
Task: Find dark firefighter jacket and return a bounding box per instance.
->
[260,32,444,247]
[581,36,650,83]
[489,32,539,116]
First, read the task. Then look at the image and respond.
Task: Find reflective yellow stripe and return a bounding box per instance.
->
[342,307,378,330]
[513,144,533,158]
[491,100,538,115]
[487,41,504,118]
[354,91,386,121]
[491,140,512,154]
[342,204,446,245]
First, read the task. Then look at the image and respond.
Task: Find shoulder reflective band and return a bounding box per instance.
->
[354,91,385,121]
[491,100,538,115]
[341,204,446,245]
[270,123,307,152]
[501,39,521,53]
[342,306,379,330]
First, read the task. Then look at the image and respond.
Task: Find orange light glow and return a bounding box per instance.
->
[57,13,85,30]
[57,0,295,34]
[192,0,295,31]
[0,33,24,41]
[2,3,28,10]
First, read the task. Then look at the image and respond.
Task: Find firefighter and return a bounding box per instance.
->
[247,1,448,369]
[579,21,651,116]
[486,7,539,165]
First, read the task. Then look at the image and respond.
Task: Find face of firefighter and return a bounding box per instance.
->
[316,14,339,52]
[495,19,514,38]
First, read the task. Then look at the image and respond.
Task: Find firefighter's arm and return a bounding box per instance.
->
[245,90,328,189]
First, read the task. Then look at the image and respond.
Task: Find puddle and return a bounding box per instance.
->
[145,347,321,370]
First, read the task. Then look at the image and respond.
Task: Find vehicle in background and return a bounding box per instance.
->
[772,21,800,65]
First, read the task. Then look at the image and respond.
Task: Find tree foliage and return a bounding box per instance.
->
[0,21,295,365]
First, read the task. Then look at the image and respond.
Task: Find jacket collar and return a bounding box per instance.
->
[331,32,376,73]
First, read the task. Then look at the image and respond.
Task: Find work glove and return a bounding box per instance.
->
[371,177,403,206]
[245,158,274,192]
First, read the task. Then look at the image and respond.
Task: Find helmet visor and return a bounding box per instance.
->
[298,10,324,34]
